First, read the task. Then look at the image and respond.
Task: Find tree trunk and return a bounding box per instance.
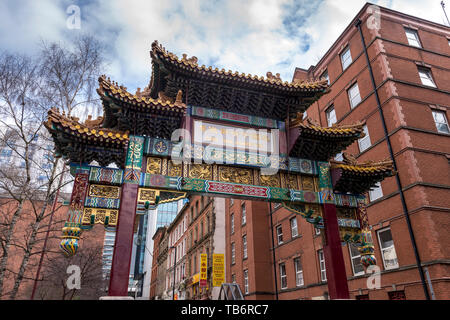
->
[8,202,48,299]
[0,199,24,298]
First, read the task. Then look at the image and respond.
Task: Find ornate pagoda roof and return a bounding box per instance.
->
[330,153,396,194]
[97,75,186,139]
[44,108,129,167]
[150,40,329,92]
[149,40,329,120]
[289,113,366,161]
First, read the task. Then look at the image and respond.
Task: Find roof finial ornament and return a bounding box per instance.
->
[342,152,358,165]
[181,53,198,66]
[174,90,183,106]
[266,72,282,81]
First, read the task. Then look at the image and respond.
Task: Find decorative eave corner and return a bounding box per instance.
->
[330,153,396,194]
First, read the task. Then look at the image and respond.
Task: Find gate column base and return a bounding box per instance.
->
[322,203,350,300]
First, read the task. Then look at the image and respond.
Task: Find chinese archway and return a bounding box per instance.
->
[44,41,394,299]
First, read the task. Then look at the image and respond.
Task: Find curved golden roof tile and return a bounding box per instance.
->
[151,40,329,91]
[330,156,395,175]
[290,114,366,136]
[98,75,187,111]
[44,107,129,143]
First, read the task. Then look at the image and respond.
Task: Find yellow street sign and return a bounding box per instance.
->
[212,253,225,287]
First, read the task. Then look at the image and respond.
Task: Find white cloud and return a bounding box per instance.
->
[0,0,448,94]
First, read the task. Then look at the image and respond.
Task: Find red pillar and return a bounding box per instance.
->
[108,183,139,296]
[108,135,144,296]
[322,203,350,299]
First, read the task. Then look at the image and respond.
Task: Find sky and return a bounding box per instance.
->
[0,0,449,96]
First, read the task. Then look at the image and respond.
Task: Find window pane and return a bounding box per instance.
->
[291,218,298,237]
[432,111,450,133]
[358,125,371,152]
[405,29,421,47]
[341,47,352,70]
[349,83,361,108]
[379,229,394,248]
[369,182,383,201]
[277,226,283,244]
[321,70,330,85]
[418,69,435,87]
[349,243,365,275]
[326,107,336,126]
[436,123,450,133]
[382,246,399,269]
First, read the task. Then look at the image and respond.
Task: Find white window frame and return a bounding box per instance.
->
[279,263,287,289]
[369,181,383,202]
[321,69,330,85]
[377,227,399,270]
[230,213,234,234]
[418,67,436,88]
[341,46,352,70]
[348,82,362,108]
[290,217,298,238]
[243,269,249,294]
[432,110,450,134]
[318,250,327,282]
[358,125,371,153]
[231,242,235,264]
[326,106,337,127]
[242,235,247,259]
[349,243,365,276]
[294,257,304,287]
[276,225,283,245]
[241,203,246,225]
[405,28,421,48]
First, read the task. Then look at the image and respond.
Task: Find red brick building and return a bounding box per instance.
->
[150,195,226,300]
[0,195,106,300]
[149,226,167,299]
[225,3,450,300]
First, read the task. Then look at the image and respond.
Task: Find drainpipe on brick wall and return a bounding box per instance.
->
[355,18,430,300]
[269,203,279,300]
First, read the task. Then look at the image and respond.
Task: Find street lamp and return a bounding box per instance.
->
[170,246,177,300]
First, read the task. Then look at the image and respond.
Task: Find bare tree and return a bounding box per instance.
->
[0,35,105,299]
[23,244,107,300]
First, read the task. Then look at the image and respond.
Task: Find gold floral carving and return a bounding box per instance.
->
[88,184,120,199]
[82,208,118,226]
[259,173,280,188]
[302,176,315,191]
[138,188,158,203]
[168,160,182,177]
[286,174,299,189]
[146,157,162,174]
[189,164,212,180]
[218,166,252,185]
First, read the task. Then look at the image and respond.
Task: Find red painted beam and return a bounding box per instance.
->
[322,203,350,299]
[108,183,139,296]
